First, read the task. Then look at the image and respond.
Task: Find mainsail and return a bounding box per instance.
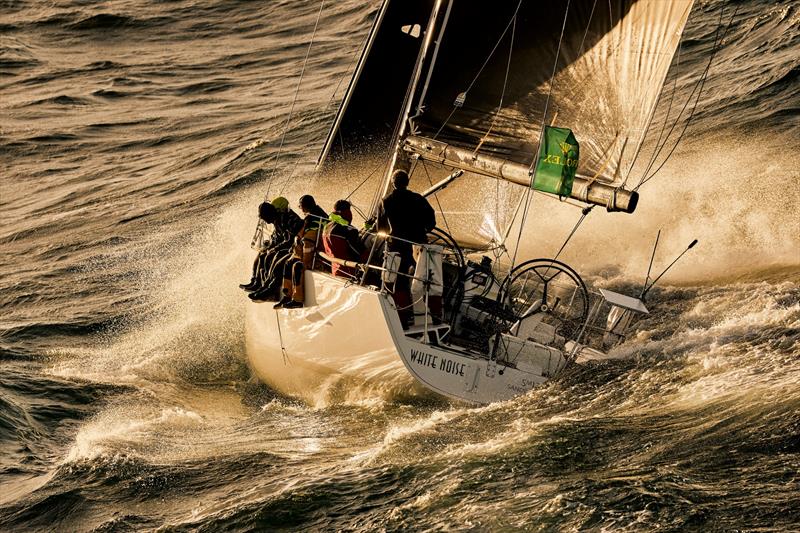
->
[319,0,695,249]
[410,0,695,184]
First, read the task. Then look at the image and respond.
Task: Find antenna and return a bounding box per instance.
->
[641,229,661,298]
[641,239,698,300]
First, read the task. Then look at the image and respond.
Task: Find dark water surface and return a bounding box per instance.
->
[1,0,799,531]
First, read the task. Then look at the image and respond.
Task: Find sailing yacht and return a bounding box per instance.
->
[246,0,695,404]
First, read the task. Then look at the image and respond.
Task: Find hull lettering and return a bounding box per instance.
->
[410,349,437,369]
[410,350,466,376]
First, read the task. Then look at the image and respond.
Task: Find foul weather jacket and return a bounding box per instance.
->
[322,214,367,278]
[376,188,436,248]
[267,209,303,252]
[293,205,328,269]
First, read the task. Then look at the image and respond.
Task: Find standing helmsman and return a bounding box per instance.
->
[376,169,436,328]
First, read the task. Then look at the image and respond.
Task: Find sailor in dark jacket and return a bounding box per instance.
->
[241,200,278,291]
[274,195,328,309]
[376,169,436,327]
[246,196,303,301]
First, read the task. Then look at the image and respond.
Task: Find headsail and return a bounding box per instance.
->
[316,0,437,165]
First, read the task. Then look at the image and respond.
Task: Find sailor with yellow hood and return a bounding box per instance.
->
[242,196,303,301]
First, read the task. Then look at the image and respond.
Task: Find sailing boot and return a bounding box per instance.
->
[273,280,293,309]
[248,285,273,301]
[240,273,261,291]
[239,279,257,291]
[250,270,280,300]
[283,265,305,308]
[241,253,266,291]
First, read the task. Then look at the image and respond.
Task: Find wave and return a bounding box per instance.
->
[22,95,92,107]
[174,80,235,96]
[0,322,114,342]
[205,169,270,199]
[90,89,129,99]
[0,0,797,529]
[0,48,40,70]
[67,13,172,31]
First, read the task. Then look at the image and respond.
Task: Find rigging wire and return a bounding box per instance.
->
[275,61,356,197]
[432,0,523,142]
[634,3,737,192]
[576,0,599,56]
[634,10,725,189]
[420,160,452,237]
[509,0,572,269]
[618,0,687,188]
[265,0,326,199]
[272,8,389,203]
[628,40,683,187]
[473,13,517,155]
[345,161,386,201]
[272,2,378,199]
[554,206,593,262]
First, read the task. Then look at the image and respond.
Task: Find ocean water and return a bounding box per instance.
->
[1,0,799,531]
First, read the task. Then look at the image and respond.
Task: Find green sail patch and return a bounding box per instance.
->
[532,126,579,197]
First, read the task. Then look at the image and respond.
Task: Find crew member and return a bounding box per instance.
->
[246,197,303,302]
[322,199,367,279]
[274,195,327,309]
[376,169,436,327]
[240,201,276,292]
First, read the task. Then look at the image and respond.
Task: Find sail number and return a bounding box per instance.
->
[410,349,466,377]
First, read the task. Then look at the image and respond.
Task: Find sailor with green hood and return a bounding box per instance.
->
[322,199,367,279]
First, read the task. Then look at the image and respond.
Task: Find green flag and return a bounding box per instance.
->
[532,126,579,197]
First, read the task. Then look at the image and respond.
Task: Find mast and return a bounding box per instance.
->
[414,0,454,119]
[378,0,448,201]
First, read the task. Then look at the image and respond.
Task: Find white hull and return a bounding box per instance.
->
[245,271,421,404]
[246,271,569,405]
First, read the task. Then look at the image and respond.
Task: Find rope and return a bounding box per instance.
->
[275,310,290,365]
[265,0,326,199]
[510,0,572,269]
[473,13,517,155]
[432,0,523,142]
[634,3,737,192]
